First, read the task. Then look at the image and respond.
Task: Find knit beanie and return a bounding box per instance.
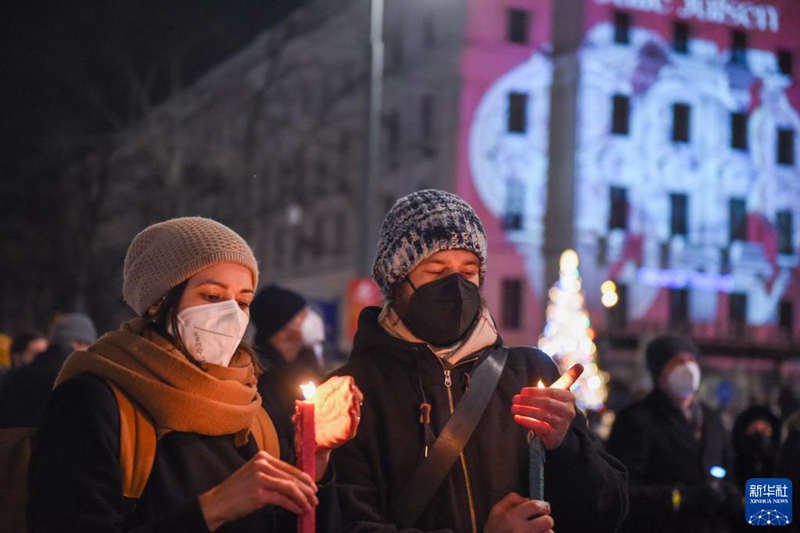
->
[51,313,98,346]
[372,189,488,298]
[249,285,307,339]
[645,333,701,382]
[123,217,259,316]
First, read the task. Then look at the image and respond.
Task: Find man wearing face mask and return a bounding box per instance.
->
[250,285,326,451]
[332,190,628,533]
[607,333,740,533]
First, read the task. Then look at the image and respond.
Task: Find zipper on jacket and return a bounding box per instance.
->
[441,362,479,533]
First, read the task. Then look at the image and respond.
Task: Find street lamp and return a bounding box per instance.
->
[358,0,385,277]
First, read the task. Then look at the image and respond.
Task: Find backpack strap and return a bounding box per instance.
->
[108,382,157,499]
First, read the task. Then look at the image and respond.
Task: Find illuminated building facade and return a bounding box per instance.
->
[459,0,800,395]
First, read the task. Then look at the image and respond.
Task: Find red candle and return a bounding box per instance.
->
[296,382,316,533]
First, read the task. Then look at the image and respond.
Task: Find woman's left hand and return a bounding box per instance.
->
[312,375,363,450]
[294,375,363,481]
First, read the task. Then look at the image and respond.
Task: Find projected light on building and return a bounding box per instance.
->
[468,3,799,332]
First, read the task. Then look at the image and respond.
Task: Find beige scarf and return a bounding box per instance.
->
[379,305,499,365]
[56,318,279,454]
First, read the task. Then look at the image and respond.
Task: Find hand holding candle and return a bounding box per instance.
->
[511,364,584,450]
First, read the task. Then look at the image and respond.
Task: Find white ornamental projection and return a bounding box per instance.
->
[468,19,800,327]
[538,250,609,411]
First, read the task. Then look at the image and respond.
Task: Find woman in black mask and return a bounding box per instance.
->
[732,405,781,487]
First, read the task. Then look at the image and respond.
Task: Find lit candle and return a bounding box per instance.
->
[529,380,546,501]
[296,381,316,533]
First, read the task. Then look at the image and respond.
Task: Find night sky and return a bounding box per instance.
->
[0,1,304,329]
[1,1,304,173]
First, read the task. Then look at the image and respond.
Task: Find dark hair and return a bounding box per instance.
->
[143,281,261,375]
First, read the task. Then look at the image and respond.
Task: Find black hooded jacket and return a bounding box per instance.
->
[331,307,629,533]
[607,389,738,533]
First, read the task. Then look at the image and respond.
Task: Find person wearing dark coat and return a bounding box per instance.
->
[0,313,96,428]
[731,405,781,488]
[607,333,740,533]
[250,284,325,455]
[332,190,629,533]
[26,217,361,532]
[775,412,800,532]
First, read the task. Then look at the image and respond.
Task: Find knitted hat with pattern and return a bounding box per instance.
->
[372,189,487,298]
[123,217,259,316]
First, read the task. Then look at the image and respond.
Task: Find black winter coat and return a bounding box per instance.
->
[27,373,339,532]
[606,389,739,533]
[0,343,73,428]
[331,307,629,533]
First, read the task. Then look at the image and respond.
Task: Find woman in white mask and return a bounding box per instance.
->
[28,217,362,532]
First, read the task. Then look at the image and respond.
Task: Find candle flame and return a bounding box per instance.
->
[300,381,317,400]
[537,380,545,388]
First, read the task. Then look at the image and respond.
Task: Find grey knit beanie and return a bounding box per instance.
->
[372,189,487,298]
[123,217,259,316]
[51,313,97,346]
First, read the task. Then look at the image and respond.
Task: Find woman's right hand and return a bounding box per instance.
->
[484,493,554,533]
[198,450,318,531]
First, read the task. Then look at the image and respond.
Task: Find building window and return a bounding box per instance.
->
[779,300,794,337]
[609,186,628,230]
[501,279,524,329]
[503,180,525,230]
[672,103,690,143]
[778,128,795,166]
[778,49,793,77]
[673,21,689,54]
[729,292,747,335]
[731,112,748,150]
[732,30,747,63]
[670,193,688,237]
[614,11,631,44]
[611,94,630,135]
[334,211,347,255]
[421,95,434,142]
[508,92,528,134]
[508,9,530,44]
[729,198,747,242]
[669,288,689,329]
[607,283,628,330]
[777,210,794,255]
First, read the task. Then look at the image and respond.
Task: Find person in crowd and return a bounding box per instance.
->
[9,331,48,368]
[0,314,95,428]
[607,333,740,533]
[332,190,629,533]
[775,411,800,532]
[250,284,326,449]
[27,217,361,532]
[731,404,781,488]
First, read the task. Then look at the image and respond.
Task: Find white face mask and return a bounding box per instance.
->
[173,299,250,367]
[301,310,326,362]
[666,361,701,399]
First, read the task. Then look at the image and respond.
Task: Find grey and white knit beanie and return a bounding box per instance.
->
[123,217,259,316]
[372,189,488,298]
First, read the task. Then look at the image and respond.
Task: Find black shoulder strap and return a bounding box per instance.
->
[389,346,509,528]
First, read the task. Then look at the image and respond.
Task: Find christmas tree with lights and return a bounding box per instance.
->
[538,250,609,411]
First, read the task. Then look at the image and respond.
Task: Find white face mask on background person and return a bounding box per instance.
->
[172,299,250,367]
[665,360,701,399]
[301,310,326,361]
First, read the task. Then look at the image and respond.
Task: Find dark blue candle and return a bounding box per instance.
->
[529,431,545,501]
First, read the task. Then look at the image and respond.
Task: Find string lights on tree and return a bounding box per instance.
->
[538,249,609,411]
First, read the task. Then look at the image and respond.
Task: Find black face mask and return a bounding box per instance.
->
[745,432,774,458]
[400,273,481,346]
